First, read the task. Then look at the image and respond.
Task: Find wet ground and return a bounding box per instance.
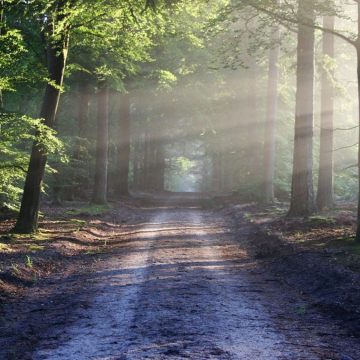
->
[1,197,360,359]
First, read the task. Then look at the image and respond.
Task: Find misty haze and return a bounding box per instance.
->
[1,1,360,359]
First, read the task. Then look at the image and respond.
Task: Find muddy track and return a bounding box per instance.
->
[2,204,360,359]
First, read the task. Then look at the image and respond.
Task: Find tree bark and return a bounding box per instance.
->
[263,24,280,203]
[356,2,360,242]
[288,1,316,216]
[115,93,131,197]
[317,16,335,210]
[0,0,5,111]
[13,42,68,233]
[92,81,109,204]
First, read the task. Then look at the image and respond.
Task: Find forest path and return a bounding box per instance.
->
[31,205,358,360]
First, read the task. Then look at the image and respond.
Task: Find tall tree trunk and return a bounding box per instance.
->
[115,93,131,197]
[73,79,91,160]
[243,22,262,191]
[356,3,360,242]
[212,153,221,192]
[154,140,165,192]
[72,78,91,199]
[317,16,335,210]
[263,24,280,203]
[14,43,68,233]
[143,129,151,191]
[288,2,316,216]
[148,141,157,191]
[78,79,91,139]
[0,0,4,111]
[92,81,109,204]
[133,149,141,190]
[134,132,145,190]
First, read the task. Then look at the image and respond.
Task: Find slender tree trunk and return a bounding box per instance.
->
[212,153,221,192]
[92,81,109,204]
[154,140,165,192]
[134,132,145,190]
[0,0,4,111]
[246,59,261,186]
[14,43,68,233]
[133,150,141,190]
[72,78,91,199]
[263,24,280,203]
[73,79,91,160]
[115,94,131,197]
[143,130,149,190]
[78,79,91,139]
[356,2,360,241]
[288,1,316,216]
[145,126,159,191]
[317,16,335,210]
[242,21,262,191]
[149,141,157,191]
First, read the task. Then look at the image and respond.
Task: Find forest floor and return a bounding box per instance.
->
[0,194,360,359]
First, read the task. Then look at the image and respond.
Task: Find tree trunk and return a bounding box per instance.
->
[243,22,262,191]
[115,94,131,197]
[78,79,91,139]
[0,0,4,111]
[263,24,280,203]
[212,153,221,192]
[92,81,109,204]
[13,43,68,233]
[317,16,335,210]
[154,140,165,192]
[133,132,145,190]
[143,130,151,191]
[72,78,91,199]
[356,3,360,241]
[288,2,316,217]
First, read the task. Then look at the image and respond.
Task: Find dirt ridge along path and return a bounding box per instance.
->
[30,206,360,359]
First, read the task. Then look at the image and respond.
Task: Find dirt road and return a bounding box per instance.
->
[4,203,360,359]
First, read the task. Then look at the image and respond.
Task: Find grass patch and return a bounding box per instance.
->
[307,215,336,225]
[243,212,253,222]
[66,204,111,217]
[31,232,53,242]
[28,244,45,252]
[267,206,286,215]
[69,219,87,226]
[0,243,11,251]
[327,236,360,254]
[25,255,33,269]
[68,218,87,231]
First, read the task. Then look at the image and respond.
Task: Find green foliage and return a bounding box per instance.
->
[0,28,27,91]
[0,112,66,208]
[66,204,111,216]
[25,255,33,269]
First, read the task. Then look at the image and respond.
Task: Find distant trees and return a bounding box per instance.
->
[92,81,109,205]
[317,15,335,210]
[115,94,131,197]
[263,22,280,203]
[288,0,316,216]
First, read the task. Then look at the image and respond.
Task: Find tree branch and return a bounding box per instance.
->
[247,2,357,47]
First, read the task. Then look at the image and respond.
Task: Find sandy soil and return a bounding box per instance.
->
[1,199,360,359]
